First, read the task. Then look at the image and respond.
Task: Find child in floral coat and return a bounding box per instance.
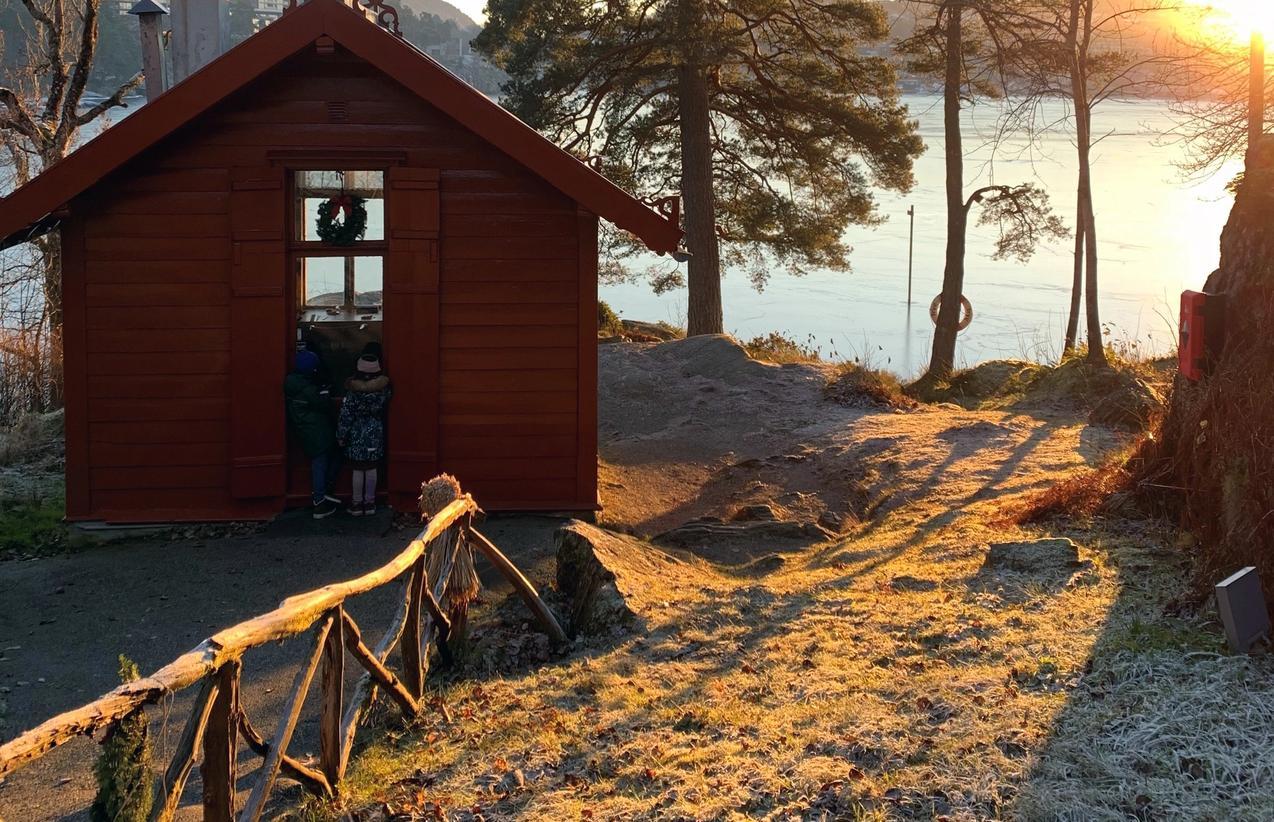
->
[337,346,392,516]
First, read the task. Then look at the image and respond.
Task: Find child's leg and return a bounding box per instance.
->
[324,451,342,499]
[309,453,328,506]
[351,469,366,504]
[364,468,378,506]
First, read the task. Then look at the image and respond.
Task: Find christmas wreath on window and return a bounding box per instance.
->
[315,194,368,246]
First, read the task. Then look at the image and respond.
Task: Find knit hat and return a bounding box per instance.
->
[356,354,381,374]
[295,350,319,374]
[361,341,383,360]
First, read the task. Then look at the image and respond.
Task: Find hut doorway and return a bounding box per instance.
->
[287,169,388,504]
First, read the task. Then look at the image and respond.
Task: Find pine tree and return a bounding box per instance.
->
[474,0,924,335]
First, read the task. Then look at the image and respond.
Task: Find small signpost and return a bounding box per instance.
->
[1216,566,1270,653]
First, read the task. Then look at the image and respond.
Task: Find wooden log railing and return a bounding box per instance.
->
[0,491,535,819]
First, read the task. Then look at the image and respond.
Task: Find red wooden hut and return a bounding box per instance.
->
[0,0,682,522]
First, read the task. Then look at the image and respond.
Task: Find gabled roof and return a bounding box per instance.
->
[0,0,683,254]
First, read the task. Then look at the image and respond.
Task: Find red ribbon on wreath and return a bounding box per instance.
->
[327,195,355,220]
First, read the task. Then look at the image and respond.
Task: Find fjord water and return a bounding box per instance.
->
[600,95,1239,376]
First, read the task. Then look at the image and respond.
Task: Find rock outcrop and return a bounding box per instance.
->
[555,521,695,636]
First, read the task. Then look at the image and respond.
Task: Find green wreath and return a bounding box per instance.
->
[315,195,368,246]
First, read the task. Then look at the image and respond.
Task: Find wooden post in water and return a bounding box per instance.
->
[906,205,915,308]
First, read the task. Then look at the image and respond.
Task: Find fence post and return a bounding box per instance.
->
[320,605,345,788]
[201,660,240,821]
[401,556,426,698]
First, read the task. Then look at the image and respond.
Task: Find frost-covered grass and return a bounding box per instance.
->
[1019,634,1274,821]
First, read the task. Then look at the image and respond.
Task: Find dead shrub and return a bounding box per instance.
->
[0,326,56,425]
[825,362,916,411]
[996,458,1137,526]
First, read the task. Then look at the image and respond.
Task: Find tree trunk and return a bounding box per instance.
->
[925,0,965,381]
[39,234,64,407]
[1063,189,1083,354]
[1074,1,1106,366]
[678,62,723,336]
[1080,141,1104,366]
[1138,136,1274,604]
[1249,32,1265,165]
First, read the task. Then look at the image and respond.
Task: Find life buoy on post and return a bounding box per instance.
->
[930,294,973,331]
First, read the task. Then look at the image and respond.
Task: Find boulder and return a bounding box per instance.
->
[983,538,1080,575]
[731,503,780,522]
[620,319,682,341]
[653,519,833,554]
[555,521,693,636]
[644,334,777,386]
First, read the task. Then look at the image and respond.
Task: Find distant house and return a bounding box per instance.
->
[0,0,682,522]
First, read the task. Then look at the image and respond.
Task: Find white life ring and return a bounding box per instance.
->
[930,293,973,331]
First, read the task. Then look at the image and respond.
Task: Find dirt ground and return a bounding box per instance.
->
[597,335,1119,541]
[3,335,1272,820]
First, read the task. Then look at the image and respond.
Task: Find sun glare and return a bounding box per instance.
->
[1193,0,1274,44]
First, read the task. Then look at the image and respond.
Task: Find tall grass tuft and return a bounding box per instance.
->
[90,656,153,822]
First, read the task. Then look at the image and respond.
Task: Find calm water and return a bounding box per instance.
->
[600,96,1238,376]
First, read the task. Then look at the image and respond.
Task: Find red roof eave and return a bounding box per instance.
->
[0,0,683,255]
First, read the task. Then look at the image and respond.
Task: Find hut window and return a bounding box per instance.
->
[298,256,383,312]
[295,169,385,243]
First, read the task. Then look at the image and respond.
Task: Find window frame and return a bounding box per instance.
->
[286,165,391,313]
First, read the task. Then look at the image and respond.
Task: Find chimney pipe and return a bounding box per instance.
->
[169,0,229,84]
[128,0,169,102]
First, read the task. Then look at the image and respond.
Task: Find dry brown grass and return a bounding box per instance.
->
[740,332,825,365]
[271,374,1274,822]
[994,438,1147,527]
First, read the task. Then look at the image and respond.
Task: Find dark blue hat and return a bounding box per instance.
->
[295,350,319,374]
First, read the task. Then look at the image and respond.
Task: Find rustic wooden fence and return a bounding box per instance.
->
[0,487,567,820]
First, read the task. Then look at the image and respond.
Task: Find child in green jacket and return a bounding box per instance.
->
[284,350,341,518]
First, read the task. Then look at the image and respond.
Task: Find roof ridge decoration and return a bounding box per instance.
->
[285,0,402,38]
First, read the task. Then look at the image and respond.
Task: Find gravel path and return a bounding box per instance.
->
[0,511,562,821]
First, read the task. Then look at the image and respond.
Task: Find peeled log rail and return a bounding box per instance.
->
[239,615,334,822]
[237,711,331,798]
[150,675,221,822]
[0,494,477,779]
[470,527,569,647]
[0,488,562,818]
[341,610,420,716]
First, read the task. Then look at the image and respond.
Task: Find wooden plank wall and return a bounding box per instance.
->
[68,46,592,520]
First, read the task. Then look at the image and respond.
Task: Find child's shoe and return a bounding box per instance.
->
[349,502,365,517]
[312,499,338,519]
